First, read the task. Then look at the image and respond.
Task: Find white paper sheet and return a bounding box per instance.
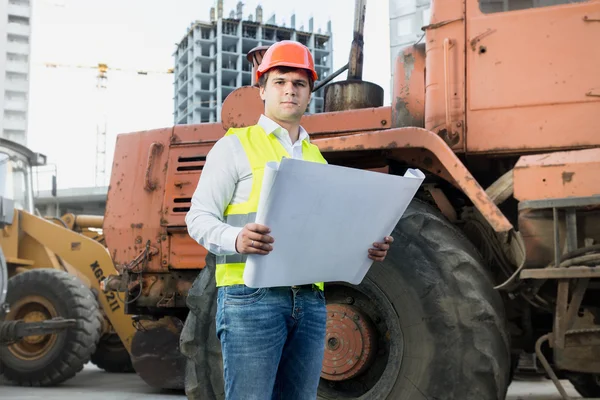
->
[243,158,425,288]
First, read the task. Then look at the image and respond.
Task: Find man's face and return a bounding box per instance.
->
[259,69,312,124]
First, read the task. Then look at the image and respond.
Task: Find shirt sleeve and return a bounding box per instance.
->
[185,136,243,255]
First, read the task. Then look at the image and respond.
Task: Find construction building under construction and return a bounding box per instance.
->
[173,1,333,124]
[0,0,32,146]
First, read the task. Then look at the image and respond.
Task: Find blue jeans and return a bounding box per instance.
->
[216,285,327,400]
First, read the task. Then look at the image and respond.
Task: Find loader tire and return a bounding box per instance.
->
[317,200,511,400]
[0,269,102,386]
[180,253,224,399]
[90,333,134,373]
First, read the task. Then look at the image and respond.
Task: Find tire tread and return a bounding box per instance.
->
[0,269,102,386]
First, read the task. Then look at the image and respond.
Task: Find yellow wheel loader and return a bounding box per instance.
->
[0,138,136,385]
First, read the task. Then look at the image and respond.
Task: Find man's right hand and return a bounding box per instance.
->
[235,223,274,255]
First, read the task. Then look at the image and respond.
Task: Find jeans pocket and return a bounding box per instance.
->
[224,285,268,306]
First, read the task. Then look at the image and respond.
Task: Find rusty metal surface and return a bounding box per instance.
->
[166,230,207,270]
[442,38,464,146]
[553,208,562,267]
[467,104,600,154]
[388,148,456,184]
[313,127,513,233]
[424,0,465,152]
[513,148,600,202]
[466,1,600,154]
[347,0,366,80]
[321,303,377,381]
[144,142,164,192]
[520,266,600,279]
[126,271,195,310]
[302,106,391,135]
[422,17,464,31]
[517,207,600,268]
[554,280,569,349]
[392,44,425,128]
[566,209,578,253]
[171,121,224,144]
[161,145,209,227]
[563,328,600,348]
[424,185,458,222]
[520,195,600,211]
[565,278,590,332]
[584,11,600,22]
[517,193,600,270]
[555,329,600,375]
[220,86,264,131]
[324,80,384,112]
[101,274,123,292]
[552,312,600,374]
[105,128,172,273]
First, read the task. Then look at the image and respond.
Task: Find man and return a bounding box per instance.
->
[185,40,393,400]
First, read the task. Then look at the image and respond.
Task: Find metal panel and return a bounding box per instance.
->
[466,1,600,153]
[513,148,600,201]
[521,266,600,279]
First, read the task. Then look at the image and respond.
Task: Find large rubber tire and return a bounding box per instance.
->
[181,200,511,399]
[0,269,102,386]
[0,247,8,309]
[180,253,224,399]
[90,333,134,373]
[567,373,600,397]
[317,200,511,399]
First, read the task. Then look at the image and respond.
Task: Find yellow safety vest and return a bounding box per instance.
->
[215,124,326,290]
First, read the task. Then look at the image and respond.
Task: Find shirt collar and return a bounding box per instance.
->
[257,114,310,144]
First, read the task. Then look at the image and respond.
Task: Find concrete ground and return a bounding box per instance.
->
[0,365,585,399]
[508,376,582,400]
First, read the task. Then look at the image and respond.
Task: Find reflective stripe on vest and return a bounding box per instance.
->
[215,125,326,290]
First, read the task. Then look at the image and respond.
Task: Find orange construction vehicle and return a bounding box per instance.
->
[100,0,600,398]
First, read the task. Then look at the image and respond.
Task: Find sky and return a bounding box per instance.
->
[27,0,392,189]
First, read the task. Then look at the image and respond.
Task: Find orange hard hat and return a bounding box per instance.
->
[256,40,318,83]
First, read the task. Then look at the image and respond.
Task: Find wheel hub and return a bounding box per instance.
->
[6,295,58,360]
[22,311,48,344]
[321,303,377,381]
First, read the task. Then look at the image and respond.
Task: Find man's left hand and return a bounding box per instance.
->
[368,236,394,262]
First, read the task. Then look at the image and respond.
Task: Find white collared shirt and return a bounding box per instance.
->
[185,114,313,255]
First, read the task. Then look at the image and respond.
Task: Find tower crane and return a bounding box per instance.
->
[41,62,173,186]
